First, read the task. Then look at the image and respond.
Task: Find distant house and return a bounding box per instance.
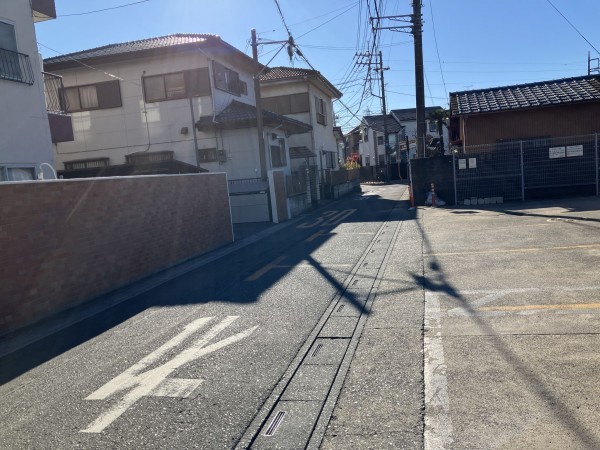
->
[43,34,310,183]
[0,0,72,181]
[448,75,600,148]
[344,125,362,163]
[357,114,404,167]
[259,67,342,202]
[391,106,449,157]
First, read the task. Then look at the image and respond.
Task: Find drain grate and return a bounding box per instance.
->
[264,411,286,436]
[337,304,345,313]
[312,343,324,357]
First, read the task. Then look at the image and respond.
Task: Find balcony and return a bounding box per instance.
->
[0,48,35,85]
[32,0,57,22]
[43,72,74,143]
[126,151,174,165]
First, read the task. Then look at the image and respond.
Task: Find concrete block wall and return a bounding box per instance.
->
[410,156,456,205]
[0,173,232,334]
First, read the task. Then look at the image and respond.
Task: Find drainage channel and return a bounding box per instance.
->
[236,206,406,450]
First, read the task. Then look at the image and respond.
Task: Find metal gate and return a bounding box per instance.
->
[453,134,600,205]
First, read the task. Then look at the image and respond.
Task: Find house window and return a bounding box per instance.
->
[198,148,218,163]
[64,80,122,112]
[270,142,287,167]
[377,135,384,145]
[143,68,211,102]
[428,120,437,133]
[315,96,327,125]
[324,151,336,169]
[0,166,36,181]
[362,129,368,142]
[262,93,310,115]
[0,21,22,82]
[213,61,242,96]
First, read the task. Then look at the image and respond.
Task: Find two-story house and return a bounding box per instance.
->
[259,67,342,202]
[391,106,449,157]
[0,0,71,181]
[43,34,310,183]
[357,114,404,168]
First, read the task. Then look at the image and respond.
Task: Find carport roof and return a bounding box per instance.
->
[450,75,600,116]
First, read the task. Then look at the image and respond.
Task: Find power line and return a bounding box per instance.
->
[37,42,125,82]
[428,0,448,102]
[272,0,292,36]
[57,0,151,17]
[258,2,360,35]
[546,0,600,56]
[296,3,358,39]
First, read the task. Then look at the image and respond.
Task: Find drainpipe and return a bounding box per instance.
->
[461,116,467,153]
[189,97,200,167]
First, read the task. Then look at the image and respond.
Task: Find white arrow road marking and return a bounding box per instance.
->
[81,316,258,433]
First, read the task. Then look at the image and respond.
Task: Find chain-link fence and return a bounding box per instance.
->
[453,134,599,205]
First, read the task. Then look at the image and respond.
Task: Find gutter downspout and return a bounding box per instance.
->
[189,96,200,167]
[462,116,467,153]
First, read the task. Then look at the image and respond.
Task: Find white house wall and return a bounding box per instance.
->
[0,0,53,174]
[402,119,449,156]
[52,50,256,170]
[261,80,338,172]
[308,83,338,169]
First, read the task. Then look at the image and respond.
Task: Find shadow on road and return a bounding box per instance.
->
[0,188,407,384]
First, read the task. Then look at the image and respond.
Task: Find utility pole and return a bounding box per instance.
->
[356,52,381,179]
[251,29,268,181]
[370,4,426,158]
[378,51,390,182]
[412,1,426,158]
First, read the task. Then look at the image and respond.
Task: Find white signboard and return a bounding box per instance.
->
[549,146,566,159]
[468,158,477,169]
[566,145,584,157]
[458,159,467,169]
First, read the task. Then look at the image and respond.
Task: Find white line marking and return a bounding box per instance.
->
[445,286,600,317]
[82,316,258,433]
[447,289,537,316]
[424,293,454,449]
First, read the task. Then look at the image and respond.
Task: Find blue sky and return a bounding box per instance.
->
[35,0,600,131]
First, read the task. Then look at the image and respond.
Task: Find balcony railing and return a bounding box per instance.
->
[126,151,174,165]
[0,48,35,85]
[43,72,68,114]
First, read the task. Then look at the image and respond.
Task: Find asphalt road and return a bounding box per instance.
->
[0,184,406,449]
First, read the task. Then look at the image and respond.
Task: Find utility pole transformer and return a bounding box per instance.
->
[251,29,268,181]
[412,1,426,158]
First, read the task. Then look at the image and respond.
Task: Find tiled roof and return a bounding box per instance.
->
[391,106,445,122]
[363,114,404,134]
[197,100,311,134]
[44,34,223,65]
[449,75,600,115]
[259,66,342,98]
